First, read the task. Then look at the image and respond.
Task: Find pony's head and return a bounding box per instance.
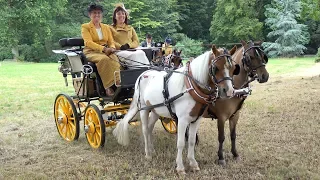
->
[240,40,269,83]
[171,49,183,69]
[209,45,239,98]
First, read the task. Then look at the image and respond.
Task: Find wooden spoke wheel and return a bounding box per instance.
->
[84,104,105,149]
[160,117,177,134]
[54,94,80,141]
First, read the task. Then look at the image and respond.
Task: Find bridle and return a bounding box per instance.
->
[185,50,237,104]
[209,48,235,84]
[242,45,268,78]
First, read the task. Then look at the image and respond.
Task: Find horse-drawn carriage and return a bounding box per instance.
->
[53,37,177,149]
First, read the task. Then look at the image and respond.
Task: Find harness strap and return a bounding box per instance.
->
[163,71,178,121]
[139,91,186,111]
[184,63,217,104]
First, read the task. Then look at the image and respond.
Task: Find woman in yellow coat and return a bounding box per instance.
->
[81,3,120,96]
[109,4,150,67]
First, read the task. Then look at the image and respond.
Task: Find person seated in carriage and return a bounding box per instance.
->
[140,33,155,48]
[81,3,119,97]
[162,37,173,56]
[109,4,150,67]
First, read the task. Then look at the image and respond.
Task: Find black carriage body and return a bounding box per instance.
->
[57,37,150,104]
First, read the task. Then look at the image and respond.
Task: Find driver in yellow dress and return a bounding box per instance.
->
[81,3,120,96]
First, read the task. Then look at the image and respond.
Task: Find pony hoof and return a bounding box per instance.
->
[190,166,200,172]
[145,155,152,160]
[177,169,186,176]
[234,156,241,162]
[218,159,226,166]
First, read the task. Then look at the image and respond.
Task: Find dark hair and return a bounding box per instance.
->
[146,34,152,39]
[87,3,104,13]
[112,6,128,26]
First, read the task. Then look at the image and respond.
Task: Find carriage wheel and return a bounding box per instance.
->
[84,104,105,149]
[54,94,80,141]
[160,117,177,134]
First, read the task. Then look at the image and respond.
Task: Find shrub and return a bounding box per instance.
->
[175,35,204,58]
[0,47,13,60]
[316,48,320,63]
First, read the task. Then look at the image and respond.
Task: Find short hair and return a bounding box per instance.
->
[146,34,152,39]
[112,6,128,26]
[87,3,104,13]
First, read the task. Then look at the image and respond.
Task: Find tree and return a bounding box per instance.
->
[301,0,320,21]
[210,0,263,44]
[177,0,216,42]
[262,0,310,57]
[102,0,180,42]
[0,0,68,61]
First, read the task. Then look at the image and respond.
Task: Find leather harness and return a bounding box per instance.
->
[140,61,220,123]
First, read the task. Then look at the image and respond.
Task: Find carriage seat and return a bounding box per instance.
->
[59,38,84,48]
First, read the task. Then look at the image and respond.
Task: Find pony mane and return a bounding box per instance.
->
[190,51,213,84]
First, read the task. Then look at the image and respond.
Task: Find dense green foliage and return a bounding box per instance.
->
[0,0,319,62]
[210,0,263,44]
[175,35,204,58]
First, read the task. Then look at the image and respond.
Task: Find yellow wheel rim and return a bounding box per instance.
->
[161,118,177,134]
[84,106,104,149]
[54,95,78,141]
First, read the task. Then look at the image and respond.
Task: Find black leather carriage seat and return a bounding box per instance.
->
[59,38,84,48]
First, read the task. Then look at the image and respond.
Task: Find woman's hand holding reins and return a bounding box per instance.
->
[103,47,116,56]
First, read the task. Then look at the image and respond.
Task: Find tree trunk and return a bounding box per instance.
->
[11,46,19,61]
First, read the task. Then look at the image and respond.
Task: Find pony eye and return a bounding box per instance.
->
[212,66,219,74]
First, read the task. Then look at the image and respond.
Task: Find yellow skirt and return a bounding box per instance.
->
[84,49,120,89]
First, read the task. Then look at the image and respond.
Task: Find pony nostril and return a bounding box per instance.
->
[262,74,266,80]
[223,88,227,94]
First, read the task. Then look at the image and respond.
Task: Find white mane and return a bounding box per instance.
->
[190,51,212,85]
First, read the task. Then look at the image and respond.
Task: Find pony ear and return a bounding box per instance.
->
[212,45,219,56]
[229,45,237,55]
[254,41,262,46]
[240,40,247,47]
[179,50,182,54]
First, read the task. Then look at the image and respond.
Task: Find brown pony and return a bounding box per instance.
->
[203,40,269,165]
[152,49,183,69]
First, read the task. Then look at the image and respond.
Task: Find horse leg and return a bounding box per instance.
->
[147,112,159,154]
[176,120,189,175]
[229,111,240,161]
[140,110,152,159]
[187,120,201,172]
[217,118,226,166]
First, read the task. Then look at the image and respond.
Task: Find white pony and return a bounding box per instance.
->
[113,46,237,174]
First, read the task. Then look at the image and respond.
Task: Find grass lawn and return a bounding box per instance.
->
[0,58,319,179]
[266,57,317,76]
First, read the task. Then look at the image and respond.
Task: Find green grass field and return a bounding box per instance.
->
[266,57,317,75]
[0,57,319,179]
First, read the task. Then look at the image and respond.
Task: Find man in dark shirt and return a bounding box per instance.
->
[140,34,155,47]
